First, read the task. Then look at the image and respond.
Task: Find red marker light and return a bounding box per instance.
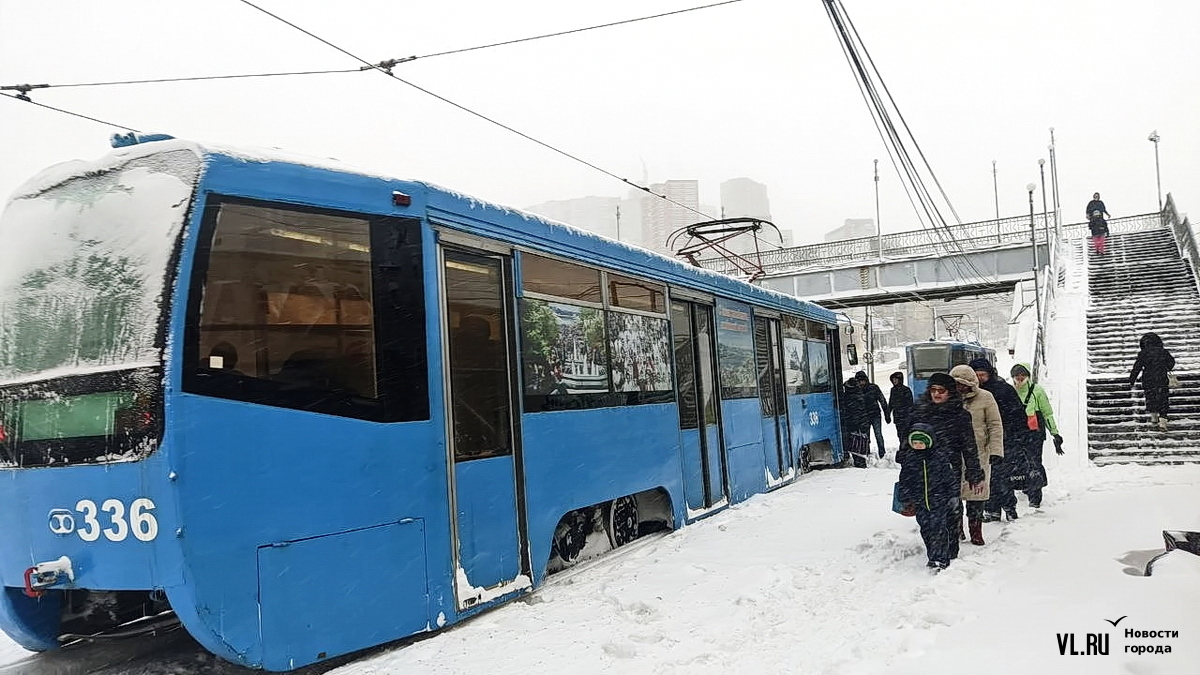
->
[392,191,411,207]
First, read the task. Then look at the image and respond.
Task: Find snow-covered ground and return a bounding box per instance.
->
[1,448,1194,674]
[1,244,1197,674]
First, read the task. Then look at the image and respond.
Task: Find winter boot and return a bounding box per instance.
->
[1004,506,1019,521]
[1158,416,1169,431]
[958,514,967,542]
[969,519,985,545]
[981,511,1001,523]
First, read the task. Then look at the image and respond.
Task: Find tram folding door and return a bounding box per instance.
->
[671,300,729,512]
[441,247,528,608]
[754,316,794,481]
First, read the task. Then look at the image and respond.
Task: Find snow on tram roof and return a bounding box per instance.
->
[8,135,832,320]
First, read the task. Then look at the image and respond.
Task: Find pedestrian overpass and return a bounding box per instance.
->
[696,211,1161,309]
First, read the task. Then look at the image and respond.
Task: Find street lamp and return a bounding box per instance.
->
[874,158,882,261]
[1028,183,1042,325]
[1149,130,1162,212]
[1038,159,1050,244]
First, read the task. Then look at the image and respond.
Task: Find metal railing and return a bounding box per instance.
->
[1161,193,1200,293]
[698,211,1164,277]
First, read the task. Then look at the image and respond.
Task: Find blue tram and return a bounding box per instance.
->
[905,340,997,398]
[0,136,843,670]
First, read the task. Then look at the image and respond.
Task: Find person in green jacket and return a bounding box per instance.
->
[1010,363,1064,508]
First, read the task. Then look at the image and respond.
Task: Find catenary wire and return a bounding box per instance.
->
[823,0,995,285]
[3,1,744,92]
[233,0,713,220]
[0,91,140,132]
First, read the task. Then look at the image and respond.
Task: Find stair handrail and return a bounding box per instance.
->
[1161,193,1200,294]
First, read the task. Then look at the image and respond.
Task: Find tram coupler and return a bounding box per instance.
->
[22,555,75,598]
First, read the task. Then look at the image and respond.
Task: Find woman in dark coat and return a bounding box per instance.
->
[1130,332,1176,431]
[896,372,985,571]
[888,371,914,443]
[840,378,871,466]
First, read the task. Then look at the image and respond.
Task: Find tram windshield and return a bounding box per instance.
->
[0,148,201,384]
[910,343,952,379]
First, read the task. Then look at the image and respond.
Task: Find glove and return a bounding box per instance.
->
[988,455,1003,466]
[1026,415,1040,431]
[1053,434,1064,455]
[885,415,892,424]
[900,503,916,517]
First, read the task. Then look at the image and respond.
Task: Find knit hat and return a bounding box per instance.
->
[927,372,956,391]
[968,357,995,375]
[1010,363,1031,378]
[855,370,868,381]
[907,423,935,450]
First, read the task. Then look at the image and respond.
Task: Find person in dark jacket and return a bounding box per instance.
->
[855,371,890,458]
[969,357,1026,522]
[840,378,871,467]
[1130,332,1176,431]
[897,372,985,572]
[1086,192,1110,254]
[1085,192,1110,220]
[888,371,914,444]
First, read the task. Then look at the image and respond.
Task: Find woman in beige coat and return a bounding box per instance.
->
[949,365,1004,547]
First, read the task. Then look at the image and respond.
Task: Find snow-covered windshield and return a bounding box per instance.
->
[0,149,200,384]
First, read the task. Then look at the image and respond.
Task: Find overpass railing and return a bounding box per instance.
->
[698,211,1163,277]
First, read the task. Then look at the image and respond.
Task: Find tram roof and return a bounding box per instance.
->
[9,136,835,324]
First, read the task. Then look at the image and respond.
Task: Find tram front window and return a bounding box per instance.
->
[911,344,952,379]
[0,149,201,383]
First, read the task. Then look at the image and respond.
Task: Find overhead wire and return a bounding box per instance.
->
[2,1,745,93]
[231,0,718,221]
[821,0,994,285]
[2,1,745,225]
[0,91,140,132]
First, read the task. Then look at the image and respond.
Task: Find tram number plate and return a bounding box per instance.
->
[47,499,159,542]
[808,411,820,426]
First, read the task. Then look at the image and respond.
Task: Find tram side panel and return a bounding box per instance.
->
[520,404,685,583]
[166,399,445,670]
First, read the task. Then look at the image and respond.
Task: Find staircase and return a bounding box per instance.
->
[1084,227,1200,465]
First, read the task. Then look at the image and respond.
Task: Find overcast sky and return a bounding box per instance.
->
[2,0,1197,244]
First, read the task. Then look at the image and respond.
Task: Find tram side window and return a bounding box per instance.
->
[186,200,386,419]
[782,316,811,395]
[805,339,832,393]
[522,253,602,304]
[519,254,672,410]
[608,273,665,313]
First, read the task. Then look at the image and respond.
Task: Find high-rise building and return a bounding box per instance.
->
[524,196,622,240]
[719,177,773,256]
[641,180,700,255]
[824,218,875,242]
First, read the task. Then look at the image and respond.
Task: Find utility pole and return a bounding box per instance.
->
[1049,128,1061,237]
[874,159,882,261]
[1149,130,1163,212]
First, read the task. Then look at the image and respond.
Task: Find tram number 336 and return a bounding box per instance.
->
[47,499,159,542]
[808,411,820,426]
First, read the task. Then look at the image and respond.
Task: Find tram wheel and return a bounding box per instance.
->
[605,495,640,548]
[551,509,591,565]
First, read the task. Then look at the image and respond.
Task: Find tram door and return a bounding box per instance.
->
[754,316,793,479]
[441,247,527,608]
[672,300,729,511]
